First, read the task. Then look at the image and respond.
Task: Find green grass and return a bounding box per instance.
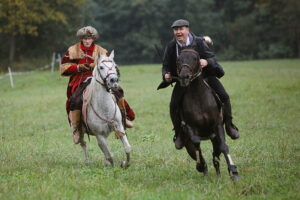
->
[0,59,300,200]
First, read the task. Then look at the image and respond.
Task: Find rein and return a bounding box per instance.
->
[90,95,117,127]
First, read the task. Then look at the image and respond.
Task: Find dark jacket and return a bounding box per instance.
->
[158,33,224,90]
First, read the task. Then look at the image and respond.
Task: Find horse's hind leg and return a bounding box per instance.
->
[120,135,131,168]
[79,136,90,164]
[95,135,114,167]
[215,125,239,181]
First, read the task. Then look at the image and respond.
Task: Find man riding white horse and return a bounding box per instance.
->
[60,26,135,144]
[158,19,240,149]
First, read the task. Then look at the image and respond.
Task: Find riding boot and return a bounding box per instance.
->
[223,99,240,140]
[171,109,184,149]
[117,97,134,128]
[70,110,82,144]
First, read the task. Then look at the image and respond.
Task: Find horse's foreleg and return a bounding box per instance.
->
[185,125,207,175]
[225,154,239,181]
[120,135,131,168]
[95,135,114,167]
[195,147,208,176]
[79,137,90,164]
[216,125,239,181]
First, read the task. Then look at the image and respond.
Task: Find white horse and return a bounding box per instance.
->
[80,51,131,168]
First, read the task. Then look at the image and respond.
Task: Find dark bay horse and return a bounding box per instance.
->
[173,49,239,181]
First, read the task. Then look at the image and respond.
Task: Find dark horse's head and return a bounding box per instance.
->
[176,49,201,87]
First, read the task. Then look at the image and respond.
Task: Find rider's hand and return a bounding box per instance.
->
[164,73,172,82]
[77,64,90,72]
[200,59,208,68]
[88,63,96,69]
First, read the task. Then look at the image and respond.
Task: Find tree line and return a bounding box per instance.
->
[0,0,299,71]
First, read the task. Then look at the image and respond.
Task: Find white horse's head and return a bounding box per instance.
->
[93,50,119,89]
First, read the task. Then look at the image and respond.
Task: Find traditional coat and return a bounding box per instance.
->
[60,42,107,114]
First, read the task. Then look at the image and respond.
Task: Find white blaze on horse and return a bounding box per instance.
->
[79,51,131,168]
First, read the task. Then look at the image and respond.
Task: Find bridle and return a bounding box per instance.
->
[175,48,202,82]
[94,59,118,91]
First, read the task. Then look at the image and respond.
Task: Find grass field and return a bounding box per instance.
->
[0,59,300,200]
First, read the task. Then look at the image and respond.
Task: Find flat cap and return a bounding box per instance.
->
[171,19,189,28]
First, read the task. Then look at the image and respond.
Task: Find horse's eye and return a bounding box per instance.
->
[100,66,104,70]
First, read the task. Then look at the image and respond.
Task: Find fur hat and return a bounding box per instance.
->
[76,26,99,40]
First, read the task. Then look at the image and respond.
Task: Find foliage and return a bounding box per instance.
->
[0,60,300,199]
[0,0,86,69]
[0,0,299,71]
[0,0,66,36]
[257,0,300,57]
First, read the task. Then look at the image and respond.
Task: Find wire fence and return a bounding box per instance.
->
[0,53,61,87]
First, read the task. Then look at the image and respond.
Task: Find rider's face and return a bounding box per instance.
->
[173,26,189,44]
[82,37,94,48]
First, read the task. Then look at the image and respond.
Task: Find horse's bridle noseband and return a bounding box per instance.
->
[95,60,118,91]
[175,48,202,82]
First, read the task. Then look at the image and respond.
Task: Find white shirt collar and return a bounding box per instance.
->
[176,36,190,47]
[176,36,191,56]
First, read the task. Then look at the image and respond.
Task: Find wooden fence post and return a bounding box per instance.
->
[51,52,55,72]
[8,67,14,88]
[56,53,61,70]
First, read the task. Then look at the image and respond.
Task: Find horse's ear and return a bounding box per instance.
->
[109,50,114,60]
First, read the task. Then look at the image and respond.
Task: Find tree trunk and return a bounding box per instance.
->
[9,35,16,66]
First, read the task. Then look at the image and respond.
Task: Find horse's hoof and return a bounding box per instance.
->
[231,174,240,182]
[104,159,114,167]
[120,161,130,168]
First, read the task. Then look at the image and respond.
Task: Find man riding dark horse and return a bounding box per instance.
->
[158,19,239,149]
